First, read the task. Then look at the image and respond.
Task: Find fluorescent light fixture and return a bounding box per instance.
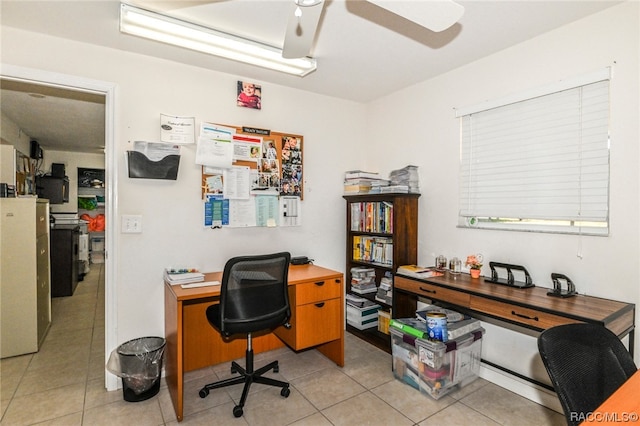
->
[119,3,317,77]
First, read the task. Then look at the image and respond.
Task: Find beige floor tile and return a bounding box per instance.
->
[322,391,413,426]
[235,385,316,426]
[84,377,124,410]
[460,382,565,426]
[291,366,366,410]
[418,401,501,425]
[82,397,164,426]
[276,348,338,381]
[371,377,456,423]
[0,354,33,378]
[181,372,235,418]
[288,412,333,426]
[1,382,85,425]
[165,401,249,426]
[15,360,89,396]
[341,349,395,389]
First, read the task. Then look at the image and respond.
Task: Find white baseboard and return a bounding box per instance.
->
[480,363,563,414]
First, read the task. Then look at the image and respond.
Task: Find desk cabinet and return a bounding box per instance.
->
[275,274,343,350]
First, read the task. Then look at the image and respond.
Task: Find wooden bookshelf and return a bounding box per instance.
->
[343,193,419,352]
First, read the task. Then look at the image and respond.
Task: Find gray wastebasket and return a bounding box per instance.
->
[115,336,166,402]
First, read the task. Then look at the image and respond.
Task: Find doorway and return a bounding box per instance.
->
[0,65,118,390]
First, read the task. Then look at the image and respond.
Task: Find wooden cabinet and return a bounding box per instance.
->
[343,193,419,352]
[0,198,51,358]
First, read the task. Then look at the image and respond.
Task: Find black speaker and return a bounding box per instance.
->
[51,163,66,178]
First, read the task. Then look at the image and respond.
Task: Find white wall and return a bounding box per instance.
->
[366,0,640,396]
[1,26,365,347]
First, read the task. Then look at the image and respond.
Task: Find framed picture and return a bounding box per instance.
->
[236,80,262,110]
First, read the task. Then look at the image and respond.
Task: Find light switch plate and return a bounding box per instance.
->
[122,215,142,233]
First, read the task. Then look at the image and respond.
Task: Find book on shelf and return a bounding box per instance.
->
[346,293,369,307]
[389,318,428,339]
[396,265,444,279]
[350,284,377,294]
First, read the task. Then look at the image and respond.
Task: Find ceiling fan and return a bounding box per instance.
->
[282,0,465,59]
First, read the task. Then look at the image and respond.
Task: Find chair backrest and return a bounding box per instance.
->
[537,323,637,426]
[218,252,291,337]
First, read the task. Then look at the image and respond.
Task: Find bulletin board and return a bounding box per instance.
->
[201,125,304,200]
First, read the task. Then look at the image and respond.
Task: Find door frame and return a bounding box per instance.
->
[1,64,119,390]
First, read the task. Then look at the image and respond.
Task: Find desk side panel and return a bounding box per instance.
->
[164,283,182,421]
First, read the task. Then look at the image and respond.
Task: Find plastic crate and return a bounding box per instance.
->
[390,324,484,399]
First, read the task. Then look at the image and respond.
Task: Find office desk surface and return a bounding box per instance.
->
[169,263,342,300]
[582,369,640,424]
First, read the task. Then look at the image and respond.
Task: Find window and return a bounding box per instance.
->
[456,69,610,235]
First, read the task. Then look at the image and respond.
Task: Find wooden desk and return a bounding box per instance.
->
[164,264,344,422]
[393,273,635,357]
[582,369,640,424]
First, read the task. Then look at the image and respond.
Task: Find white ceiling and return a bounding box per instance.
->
[0,0,622,153]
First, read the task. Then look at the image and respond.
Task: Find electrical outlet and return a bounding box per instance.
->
[122,215,142,233]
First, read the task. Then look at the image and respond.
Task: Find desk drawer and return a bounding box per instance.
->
[275,297,341,350]
[395,276,470,307]
[470,296,580,330]
[295,278,342,305]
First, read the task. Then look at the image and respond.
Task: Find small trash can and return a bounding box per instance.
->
[107,336,166,402]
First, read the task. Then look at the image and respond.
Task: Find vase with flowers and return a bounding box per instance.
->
[466,254,483,279]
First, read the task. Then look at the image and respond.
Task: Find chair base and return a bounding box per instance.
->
[199,349,290,418]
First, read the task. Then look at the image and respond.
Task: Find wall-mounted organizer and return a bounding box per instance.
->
[127,150,180,180]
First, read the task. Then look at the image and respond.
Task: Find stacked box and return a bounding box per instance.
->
[346,301,380,330]
[390,324,484,399]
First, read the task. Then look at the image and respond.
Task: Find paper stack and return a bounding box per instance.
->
[344,170,390,194]
[386,165,420,194]
[164,269,205,285]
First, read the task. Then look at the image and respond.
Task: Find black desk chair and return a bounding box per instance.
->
[538,323,637,426]
[198,252,292,418]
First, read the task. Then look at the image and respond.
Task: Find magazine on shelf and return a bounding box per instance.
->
[396,265,444,279]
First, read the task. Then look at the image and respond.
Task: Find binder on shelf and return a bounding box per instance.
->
[127,150,180,180]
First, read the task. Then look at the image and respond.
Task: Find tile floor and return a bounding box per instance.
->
[0,265,565,425]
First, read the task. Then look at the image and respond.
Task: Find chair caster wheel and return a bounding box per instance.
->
[233,405,243,417]
[199,388,209,398]
[281,386,290,398]
[231,366,237,374]
[273,365,279,373]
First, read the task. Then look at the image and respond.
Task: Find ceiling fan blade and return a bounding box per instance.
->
[282,1,324,59]
[365,0,464,32]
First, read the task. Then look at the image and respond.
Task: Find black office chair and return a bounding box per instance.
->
[198,252,292,418]
[537,323,637,426]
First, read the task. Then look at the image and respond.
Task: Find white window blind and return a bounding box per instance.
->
[458,72,610,235]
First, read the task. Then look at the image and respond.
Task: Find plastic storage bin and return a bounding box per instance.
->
[391,325,483,399]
